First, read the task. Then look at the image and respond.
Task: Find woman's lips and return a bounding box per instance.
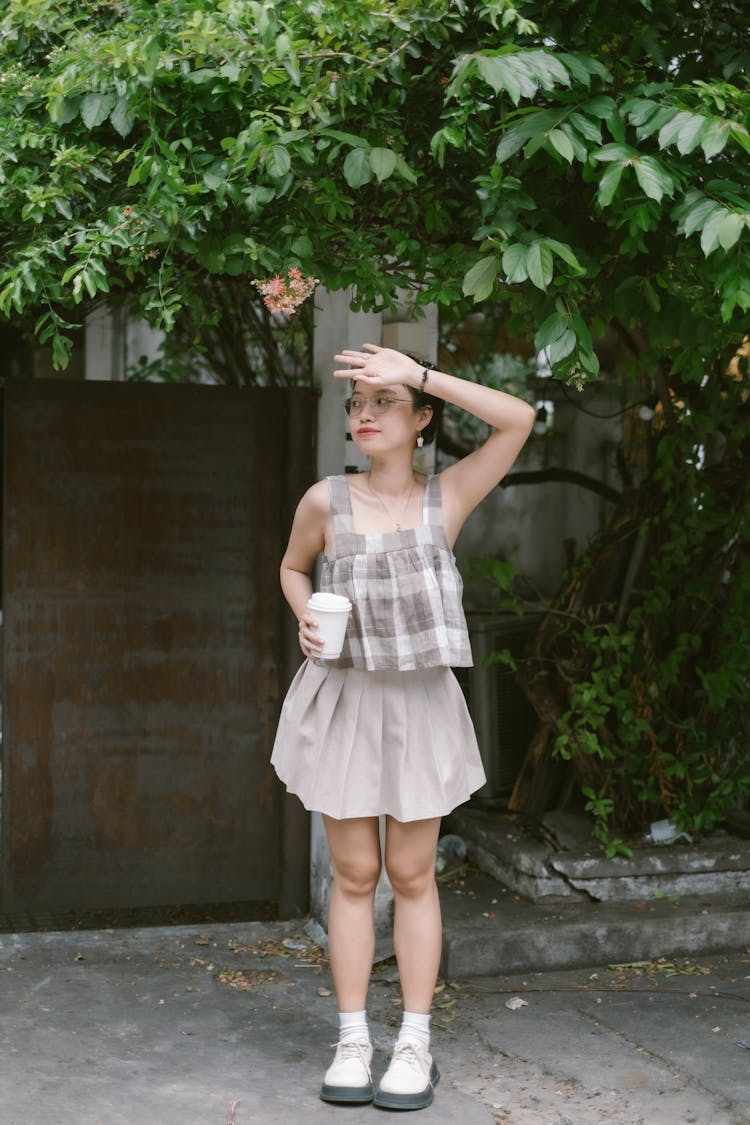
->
[357,428,378,435]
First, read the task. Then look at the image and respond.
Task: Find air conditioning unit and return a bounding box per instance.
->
[454,614,540,805]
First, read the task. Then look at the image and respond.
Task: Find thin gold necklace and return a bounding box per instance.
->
[367,473,416,531]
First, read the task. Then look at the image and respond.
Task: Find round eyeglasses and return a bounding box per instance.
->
[344,394,413,417]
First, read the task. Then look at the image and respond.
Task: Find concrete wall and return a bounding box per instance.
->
[453,383,623,605]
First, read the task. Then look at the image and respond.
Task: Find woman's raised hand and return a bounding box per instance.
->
[333,343,422,387]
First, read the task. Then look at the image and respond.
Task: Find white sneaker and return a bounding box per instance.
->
[374,1037,440,1110]
[319,1037,373,1104]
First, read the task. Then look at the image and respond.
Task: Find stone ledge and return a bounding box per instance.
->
[441,890,750,977]
[447,805,750,904]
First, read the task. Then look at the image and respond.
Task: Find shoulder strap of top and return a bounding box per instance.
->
[423,474,443,526]
[327,475,355,536]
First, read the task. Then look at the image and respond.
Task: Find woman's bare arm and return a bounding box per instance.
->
[279,479,330,655]
[333,344,536,542]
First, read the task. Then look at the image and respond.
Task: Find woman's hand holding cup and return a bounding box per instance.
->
[304,593,352,659]
[298,612,325,658]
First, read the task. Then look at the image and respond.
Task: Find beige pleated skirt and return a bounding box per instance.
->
[271,660,486,821]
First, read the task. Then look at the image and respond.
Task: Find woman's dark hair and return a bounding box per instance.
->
[404,357,442,446]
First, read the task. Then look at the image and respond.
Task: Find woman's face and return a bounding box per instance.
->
[347,381,429,453]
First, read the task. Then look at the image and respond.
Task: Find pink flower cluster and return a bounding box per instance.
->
[253,267,319,315]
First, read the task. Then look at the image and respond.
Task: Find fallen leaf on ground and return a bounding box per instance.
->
[215,968,283,991]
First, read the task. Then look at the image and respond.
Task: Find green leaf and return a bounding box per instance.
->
[729,125,750,155]
[592,143,636,163]
[110,98,135,139]
[523,50,571,90]
[370,147,397,182]
[80,92,116,130]
[717,212,743,251]
[548,128,575,163]
[633,156,673,202]
[266,145,291,178]
[579,348,600,376]
[343,147,373,188]
[700,208,729,255]
[584,96,617,119]
[568,111,602,144]
[52,333,73,371]
[48,96,79,126]
[204,163,227,190]
[462,255,499,301]
[290,234,313,259]
[556,53,592,86]
[496,109,562,163]
[319,128,369,148]
[623,97,661,129]
[675,114,709,155]
[545,239,585,273]
[502,243,529,283]
[394,155,418,184]
[526,241,554,290]
[535,312,568,351]
[676,193,723,237]
[476,55,522,103]
[658,111,698,151]
[547,327,577,363]
[598,162,624,207]
[700,120,730,159]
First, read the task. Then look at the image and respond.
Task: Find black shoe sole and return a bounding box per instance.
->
[373,1062,440,1110]
[320,1083,374,1105]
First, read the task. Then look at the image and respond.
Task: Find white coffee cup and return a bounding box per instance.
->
[307,592,352,659]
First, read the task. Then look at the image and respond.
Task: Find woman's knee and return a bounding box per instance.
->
[385,855,434,899]
[331,854,382,898]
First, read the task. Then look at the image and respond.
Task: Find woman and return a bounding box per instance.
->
[271,343,535,1110]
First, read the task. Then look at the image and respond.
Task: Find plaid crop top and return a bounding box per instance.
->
[317,474,473,671]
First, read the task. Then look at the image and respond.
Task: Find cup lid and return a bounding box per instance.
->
[308,592,352,611]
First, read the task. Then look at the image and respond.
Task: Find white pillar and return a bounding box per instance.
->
[84,306,164,381]
[309,289,439,940]
[310,288,390,930]
[85,305,126,380]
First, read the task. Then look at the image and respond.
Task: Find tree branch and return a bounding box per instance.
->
[501,468,621,503]
[437,430,621,502]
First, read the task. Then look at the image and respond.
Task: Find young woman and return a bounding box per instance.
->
[271,343,535,1110]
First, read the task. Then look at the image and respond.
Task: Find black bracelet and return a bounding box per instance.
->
[420,367,430,391]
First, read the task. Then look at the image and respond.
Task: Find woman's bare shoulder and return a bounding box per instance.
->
[295,478,332,521]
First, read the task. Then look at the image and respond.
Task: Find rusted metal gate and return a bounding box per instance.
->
[0,379,314,919]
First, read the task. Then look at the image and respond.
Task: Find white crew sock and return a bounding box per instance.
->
[338,1009,369,1043]
[398,1011,431,1049]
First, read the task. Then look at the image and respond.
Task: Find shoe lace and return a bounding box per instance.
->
[392,1039,429,1076]
[334,1038,371,1071]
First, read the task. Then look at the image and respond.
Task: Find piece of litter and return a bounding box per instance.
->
[304,917,329,951]
[505,996,528,1011]
[282,938,310,952]
[644,818,693,845]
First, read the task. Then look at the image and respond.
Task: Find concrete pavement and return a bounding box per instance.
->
[1,871,749,1125]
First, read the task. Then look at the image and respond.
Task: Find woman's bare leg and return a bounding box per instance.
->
[322,814,382,1011]
[384,816,442,1013]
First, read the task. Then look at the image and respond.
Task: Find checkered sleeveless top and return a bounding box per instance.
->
[318,474,473,671]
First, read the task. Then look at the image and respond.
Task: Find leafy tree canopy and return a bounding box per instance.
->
[0,0,748,381]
